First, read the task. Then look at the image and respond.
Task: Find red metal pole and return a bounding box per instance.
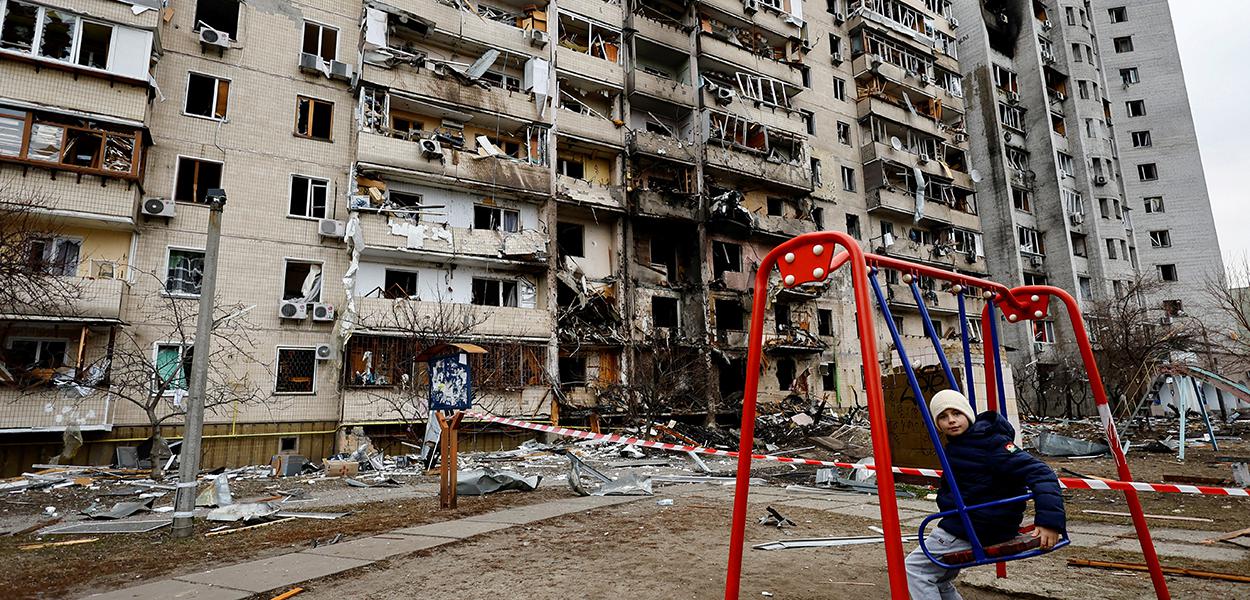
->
[1030,286,1171,599]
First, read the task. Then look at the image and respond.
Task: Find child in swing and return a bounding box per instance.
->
[905,389,1066,600]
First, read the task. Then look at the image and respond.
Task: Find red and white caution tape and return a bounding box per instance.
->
[465,412,1250,498]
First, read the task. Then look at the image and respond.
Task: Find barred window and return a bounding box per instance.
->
[276,348,316,393]
[166,249,204,296]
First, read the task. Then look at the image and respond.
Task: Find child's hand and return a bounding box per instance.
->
[1031,526,1062,549]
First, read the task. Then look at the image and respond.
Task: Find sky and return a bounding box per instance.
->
[1168,0,1250,271]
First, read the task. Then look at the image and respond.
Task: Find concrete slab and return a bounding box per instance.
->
[83,580,250,600]
[1067,533,1117,548]
[303,534,451,560]
[391,518,515,539]
[1103,538,1249,562]
[1066,522,1135,538]
[176,552,371,593]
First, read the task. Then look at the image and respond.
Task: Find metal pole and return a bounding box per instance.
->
[172,193,226,539]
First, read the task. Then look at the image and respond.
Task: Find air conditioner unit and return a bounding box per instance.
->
[743,0,759,14]
[1054,91,1066,101]
[1041,50,1056,64]
[833,11,845,24]
[918,73,932,86]
[318,218,345,239]
[199,26,231,49]
[419,138,444,158]
[529,29,549,48]
[715,86,735,105]
[279,300,307,320]
[1007,91,1021,104]
[329,60,354,81]
[953,133,968,143]
[1042,19,1053,30]
[831,50,843,64]
[315,343,333,361]
[1094,175,1108,186]
[1030,255,1044,268]
[298,52,321,74]
[948,16,959,28]
[311,303,336,322]
[141,197,175,218]
[1070,212,1084,225]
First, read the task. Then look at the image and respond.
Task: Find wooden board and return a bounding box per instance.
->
[882,365,951,470]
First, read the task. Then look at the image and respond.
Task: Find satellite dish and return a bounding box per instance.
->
[890,136,903,151]
[970,169,983,183]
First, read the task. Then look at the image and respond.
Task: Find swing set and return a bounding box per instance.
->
[723,232,1171,599]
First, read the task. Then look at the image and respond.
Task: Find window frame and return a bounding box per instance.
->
[4,336,71,371]
[294,95,334,141]
[1148,230,1172,248]
[1158,264,1178,282]
[840,165,856,192]
[281,258,324,303]
[172,154,225,204]
[473,204,521,233]
[1143,196,1164,213]
[152,341,193,395]
[300,19,338,63]
[471,277,520,307]
[0,106,142,178]
[1137,163,1158,181]
[274,346,318,395]
[0,3,127,75]
[164,246,207,298]
[27,235,83,277]
[1108,7,1127,23]
[287,173,330,220]
[1130,130,1151,148]
[1125,100,1146,117]
[182,71,231,122]
[192,0,241,39]
[1113,36,1134,53]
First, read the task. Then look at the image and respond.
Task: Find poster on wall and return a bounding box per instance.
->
[428,353,472,411]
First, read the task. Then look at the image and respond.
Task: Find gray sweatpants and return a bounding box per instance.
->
[905,527,971,600]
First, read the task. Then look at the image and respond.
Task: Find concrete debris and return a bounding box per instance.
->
[344,477,401,488]
[1035,431,1110,457]
[206,501,282,522]
[457,468,542,495]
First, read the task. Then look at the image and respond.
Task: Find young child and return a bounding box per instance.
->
[905,389,1065,599]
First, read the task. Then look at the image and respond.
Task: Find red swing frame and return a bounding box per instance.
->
[723,231,1170,600]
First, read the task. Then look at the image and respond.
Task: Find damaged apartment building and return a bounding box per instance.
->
[0,0,1013,469]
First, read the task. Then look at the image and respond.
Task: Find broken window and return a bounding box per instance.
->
[6,338,68,372]
[557,222,584,258]
[1105,238,1119,259]
[289,175,328,219]
[556,156,585,179]
[1057,152,1075,178]
[1033,320,1056,344]
[474,205,520,233]
[651,296,679,328]
[27,237,81,277]
[77,20,111,69]
[775,358,796,390]
[383,269,418,299]
[1063,189,1084,216]
[1137,163,1158,181]
[1131,130,1151,147]
[1125,100,1145,117]
[1017,227,1044,255]
[650,236,677,282]
[841,166,856,192]
[1149,230,1172,248]
[155,344,193,392]
[1120,67,1139,86]
[1143,196,1164,213]
[558,355,586,389]
[832,77,846,101]
[1079,277,1093,301]
[343,336,407,387]
[1113,36,1133,53]
[472,278,519,307]
[36,7,74,61]
[174,157,224,203]
[1108,7,1128,23]
[185,72,230,120]
[837,121,851,145]
[1163,299,1183,317]
[275,348,316,394]
[712,241,741,278]
[993,65,1018,93]
[818,309,833,336]
[715,299,743,332]
[0,1,37,53]
[279,437,298,453]
[1077,80,1090,100]
[773,304,791,330]
[166,248,205,296]
[1012,187,1031,212]
[845,214,861,239]
[998,103,1025,131]
[1158,264,1177,282]
[302,20,338,62]
[766,197,786,217]
[1071,232,1088,257]
[296,96,334,140]
[194,0,240,39]
[282,260,321,303]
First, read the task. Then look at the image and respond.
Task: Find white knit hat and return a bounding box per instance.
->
[929,389,976,423]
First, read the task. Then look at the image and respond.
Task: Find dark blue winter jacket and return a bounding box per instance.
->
[936,411,1066,545]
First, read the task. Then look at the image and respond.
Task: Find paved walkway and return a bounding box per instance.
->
[82,495,643,600]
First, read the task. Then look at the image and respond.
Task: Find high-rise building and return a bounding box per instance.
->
[1091,0,1225,323]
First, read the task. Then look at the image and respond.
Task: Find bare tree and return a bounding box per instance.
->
[607,331,710,430]
[0,177,83,316]
[1012,356,1090,419]
[64,272,272,477]
[1202,253,1250,362]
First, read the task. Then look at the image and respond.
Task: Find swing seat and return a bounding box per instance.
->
[918,493,1070,569]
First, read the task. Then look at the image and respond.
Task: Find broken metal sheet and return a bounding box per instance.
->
[759,506,795,528]
[607,459,670,468]
[195,475,233,507]
[344,477,401,488]
[594,471,653,496]
[1036,431,1110,457]
[460,49,500,80]
[753,535,920,551]
[206,502,281,522]
[913,166,926,222]
[37,519,171,536]
[81,499,153,520]
[457,468,542,495]
[651,475,764,485]
[685,451,711,474]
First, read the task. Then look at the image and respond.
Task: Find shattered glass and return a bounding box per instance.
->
[103,135,135,172]
[26,123,64,162]
[38,9,75,61]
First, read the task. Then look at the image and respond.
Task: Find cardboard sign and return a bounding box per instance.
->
[882,365,952,470]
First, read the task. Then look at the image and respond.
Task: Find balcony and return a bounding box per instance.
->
[702,89,809,138]
[629,130,699,164]
[755,213,816,239]
[357,131,551,199]
[704,145,812,192]
[556,175,625,210]
[555,46,625,87]
[631,70,697,106]
[2,277,127,322]
[0,167,139,223]
[560,0,624,26]
[356,297,552,339]
[868,187,979,231]
[697,0,803,39]
[885,283,962,315]
[860,141,972,189]
[360,63,546,123]
[420,0,544,57]
[558,110,625,147]
[857,96,948,141]
[354,212,548,265]
[633,13,691,50]
[632,189,700,220]
[872,239,987,274]
[698,35,804,89]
